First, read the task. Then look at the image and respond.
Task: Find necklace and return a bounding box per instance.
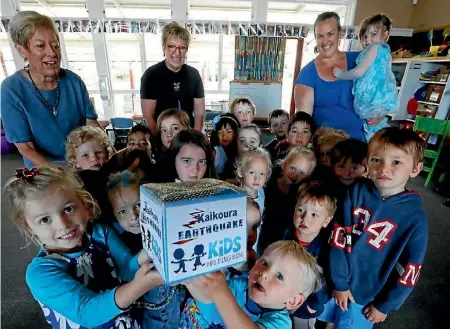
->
[25,65,60,116]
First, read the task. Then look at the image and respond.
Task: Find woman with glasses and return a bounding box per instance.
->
[1,11,101,167]
[140,22,206,137]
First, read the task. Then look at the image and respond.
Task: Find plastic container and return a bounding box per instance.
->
[1,128,16,155]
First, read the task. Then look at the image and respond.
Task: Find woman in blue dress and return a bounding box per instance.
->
[333,14,398,141]
[294,12,364,141]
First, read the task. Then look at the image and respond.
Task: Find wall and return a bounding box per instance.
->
[354,0,450,31]
[409,0,450,31]
[353,0,414,28]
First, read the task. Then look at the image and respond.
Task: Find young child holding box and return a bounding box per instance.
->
[180,240,323,329]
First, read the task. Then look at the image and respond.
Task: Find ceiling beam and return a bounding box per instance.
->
[295,4,306,14]
[111,0,125,17]
[35,0,58,16]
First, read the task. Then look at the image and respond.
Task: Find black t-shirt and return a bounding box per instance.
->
[140,61,205,126]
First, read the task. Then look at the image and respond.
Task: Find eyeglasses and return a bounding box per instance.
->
[166,44,188,54]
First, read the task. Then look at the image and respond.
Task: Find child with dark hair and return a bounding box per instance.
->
[108,148,155,184]
[275,111,316,162]
[265,109,290,159]
[126,124,156,158]
[168,128,216,182]
[331,138,368,187]
[210,113,240,179]
[326,138,369,206]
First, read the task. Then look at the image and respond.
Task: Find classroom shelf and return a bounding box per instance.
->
[392,57,450,63]
[418,80,447,85]
[394,58,450,121]
[418,100,440,106]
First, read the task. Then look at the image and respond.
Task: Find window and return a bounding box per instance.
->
[222,35,235,91]
[187,35,220,91]
[106,34,141,90]
[0,34,16,83]
[301,30,317,69]
[114,93,141,117]
[105,5,171,19]
[281,38,299,110]
[19,4,89,17]
[64,33,99,90]
[144,34,164,71]
[267,2,346,25]
[89,93,105,120]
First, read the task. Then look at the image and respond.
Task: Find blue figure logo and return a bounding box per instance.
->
[190,244,206,271]
[171,248,188,273]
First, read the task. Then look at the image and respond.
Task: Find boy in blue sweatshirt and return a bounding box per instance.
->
[327,127,428,329]
[284,180,337,329]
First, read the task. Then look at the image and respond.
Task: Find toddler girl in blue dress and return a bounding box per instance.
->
[333,14,398,141]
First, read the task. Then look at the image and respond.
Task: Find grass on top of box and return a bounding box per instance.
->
[141,178,244,203]
[139,179,248,284]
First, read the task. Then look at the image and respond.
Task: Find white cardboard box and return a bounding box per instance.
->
[140,179,247,284]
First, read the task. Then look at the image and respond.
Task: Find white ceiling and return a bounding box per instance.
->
[16,0,346,20]
[19,0,345,10]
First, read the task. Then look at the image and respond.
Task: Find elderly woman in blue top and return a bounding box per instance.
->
[294,12,364,140]
[1,11,101,168]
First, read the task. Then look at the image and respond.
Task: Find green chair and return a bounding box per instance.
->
[413,116,450,188]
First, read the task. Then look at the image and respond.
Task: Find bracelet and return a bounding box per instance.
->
[133,285,181,310]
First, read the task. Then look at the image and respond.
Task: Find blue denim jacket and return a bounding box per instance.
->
[142,285,186,329]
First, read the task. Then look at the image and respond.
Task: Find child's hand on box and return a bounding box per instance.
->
[138,249,150,266]
[191,271,228,302]
[364,304,387,323]
[135,261,164,290]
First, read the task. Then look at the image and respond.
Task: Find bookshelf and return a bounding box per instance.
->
[391,57,450,122]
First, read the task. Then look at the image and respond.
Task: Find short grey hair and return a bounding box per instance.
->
[161,21,191,49]
[9,11,59,49]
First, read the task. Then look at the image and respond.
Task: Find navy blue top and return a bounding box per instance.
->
[329,178,428,314]
[295,52,364,140]
[1,69,97,167]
